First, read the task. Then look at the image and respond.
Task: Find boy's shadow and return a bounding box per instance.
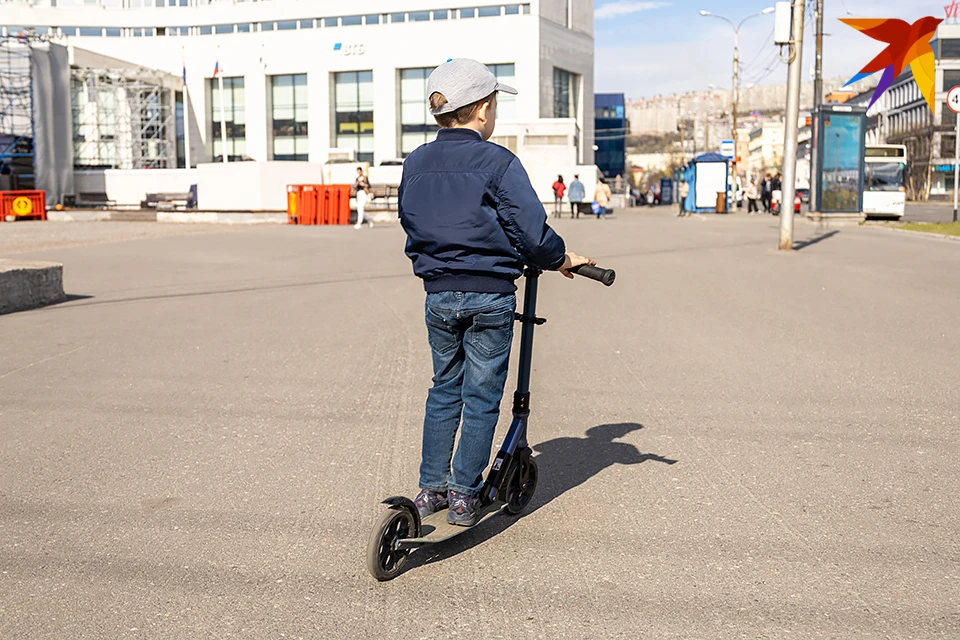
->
[402,422,677,573]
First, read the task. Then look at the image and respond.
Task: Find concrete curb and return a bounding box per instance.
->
[0,259,66,315]
[864,224,960,243]
[47,210,112,222]
[156,212,288,224]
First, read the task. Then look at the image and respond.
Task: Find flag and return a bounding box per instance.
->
[182,64,187,86]
[213,60,220,78]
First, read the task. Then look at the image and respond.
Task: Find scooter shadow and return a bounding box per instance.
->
[400,422,677,574]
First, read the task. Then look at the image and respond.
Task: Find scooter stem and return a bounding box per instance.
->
[512,267,543,416]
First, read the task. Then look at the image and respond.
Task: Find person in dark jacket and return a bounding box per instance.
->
[398,59,594,527]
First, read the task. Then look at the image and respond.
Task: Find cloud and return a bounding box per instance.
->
[595,1,670,20]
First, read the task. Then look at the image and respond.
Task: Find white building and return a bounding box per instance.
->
[0,0,595,208]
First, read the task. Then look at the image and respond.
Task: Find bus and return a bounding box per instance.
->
[863,144,907,219]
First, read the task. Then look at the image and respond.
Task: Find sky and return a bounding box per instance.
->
[594,0,943,99]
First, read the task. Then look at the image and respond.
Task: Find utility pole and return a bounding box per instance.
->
[732,33,741,212]
[780,0,806,250]
[677,98,687,161]
[809,0,824,213]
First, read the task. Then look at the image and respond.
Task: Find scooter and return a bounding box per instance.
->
[366,263,616,581]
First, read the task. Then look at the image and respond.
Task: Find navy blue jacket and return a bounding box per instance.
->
[398,128,566,293]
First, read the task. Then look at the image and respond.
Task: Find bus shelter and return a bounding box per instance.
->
[681,153,729,213]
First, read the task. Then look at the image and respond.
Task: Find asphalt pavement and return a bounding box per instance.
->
[904,201,960,224]
[1,213,958,639]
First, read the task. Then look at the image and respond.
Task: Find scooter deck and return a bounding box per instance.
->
[406,501,504,545]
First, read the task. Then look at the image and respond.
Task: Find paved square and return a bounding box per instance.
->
[1,214,958,638]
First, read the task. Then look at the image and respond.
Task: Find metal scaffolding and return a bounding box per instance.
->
[71,67,176,170]
[0,37,36,190]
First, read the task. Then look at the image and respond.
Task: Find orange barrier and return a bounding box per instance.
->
[285,184,351,225]
[0,190,46,221]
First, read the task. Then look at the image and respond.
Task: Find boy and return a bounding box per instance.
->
[398,59,594,527]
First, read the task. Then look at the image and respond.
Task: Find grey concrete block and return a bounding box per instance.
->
[0,259,66,315]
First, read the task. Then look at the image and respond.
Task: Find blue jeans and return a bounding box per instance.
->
[420,291,516,496]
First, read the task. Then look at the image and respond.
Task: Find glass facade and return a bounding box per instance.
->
[489,63,516,121]
[399,67,438,157]
[271,74,308,161]
[334,71,374,164]
[595,93,626,178]
[819,112,864,213]
[553,68,578,119]
[209,77,246,160]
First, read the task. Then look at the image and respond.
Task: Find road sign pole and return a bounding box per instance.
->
[954,116,959,223]
[950,86,960,223]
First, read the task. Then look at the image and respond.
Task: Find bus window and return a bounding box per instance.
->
[866,162,905,192]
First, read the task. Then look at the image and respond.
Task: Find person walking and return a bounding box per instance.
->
[771,173,783,215]
[760,174,772,213]
[551,175,566,218]
[595,177,611,219]
[678,179,689,216]
[746,179,759,214]
[353,166,373,229]
[567,174,585,218]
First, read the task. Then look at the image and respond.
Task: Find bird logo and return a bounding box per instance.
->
[841,16,943,113]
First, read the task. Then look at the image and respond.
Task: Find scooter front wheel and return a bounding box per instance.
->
[503,456,538,516]
[366,508,415,581]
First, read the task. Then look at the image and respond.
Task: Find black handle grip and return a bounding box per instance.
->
[570,264,616,287]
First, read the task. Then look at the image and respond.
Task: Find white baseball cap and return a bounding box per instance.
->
[426,58,518,115]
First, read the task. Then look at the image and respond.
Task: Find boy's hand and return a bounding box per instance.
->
[559,252,596,279]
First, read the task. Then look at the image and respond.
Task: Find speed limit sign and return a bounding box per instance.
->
[948,85,960,113]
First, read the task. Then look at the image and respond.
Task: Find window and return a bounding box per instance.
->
[489,63,516,121]
[364,15,380,24]
[944,103,957,126]
[459,8,477,18]
[478,6,500,17]
[342,16,363,26]
[410,11,429,21]
[261,22,275,31]
[432,10,448,20]
[176,91,185,168]
[199,25,212,35]
[209,77,246,160]
[490,135,517,153]
[525,135,567,145]
[504,4,520,14]
[61,27,78,36]
[237,23,252,32]
[553,67,578,118]
[271,74,308,161]
[399,67,438,156]
[323,17,339,27]
[277,20,297,30]
[299,19,314,29]
[391,13,406,23]
[522,3,530,13]
[215,24,234,34]
[105,28,121,37]
[334,71,374,164]
[944,70,960,91]
[941,39,960,59]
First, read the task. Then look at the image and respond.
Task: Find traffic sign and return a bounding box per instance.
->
[11,196,32,216]
[948,85,960,113]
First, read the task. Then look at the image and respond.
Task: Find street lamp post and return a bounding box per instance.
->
[700,7,775,213]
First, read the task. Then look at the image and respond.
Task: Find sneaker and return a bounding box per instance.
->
[446,490,481,527]
[353,223,362,229]
[414,489,448,519]
[367,220,374,228]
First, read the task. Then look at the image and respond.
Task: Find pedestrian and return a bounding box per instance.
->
[397,58,595,526]
[353,166,373,229]
[771,173,783,215]
[595,177,611,219]
[746,179,759,213]
[567,173,585,218]
[678,179,689,216]
[761,174,772,213]
[645,187,655,207]
[551,175,566,218]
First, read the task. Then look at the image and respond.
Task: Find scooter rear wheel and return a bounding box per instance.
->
[366,508,415,581]
[503,456,538,516]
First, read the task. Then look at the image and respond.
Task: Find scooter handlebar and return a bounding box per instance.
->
[569,264,616,287]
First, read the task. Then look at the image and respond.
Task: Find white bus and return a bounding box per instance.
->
[863,144,907,219]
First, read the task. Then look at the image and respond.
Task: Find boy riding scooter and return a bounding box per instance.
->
[397,59,594,527]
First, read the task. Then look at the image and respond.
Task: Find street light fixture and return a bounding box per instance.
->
[700,6,775,212]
